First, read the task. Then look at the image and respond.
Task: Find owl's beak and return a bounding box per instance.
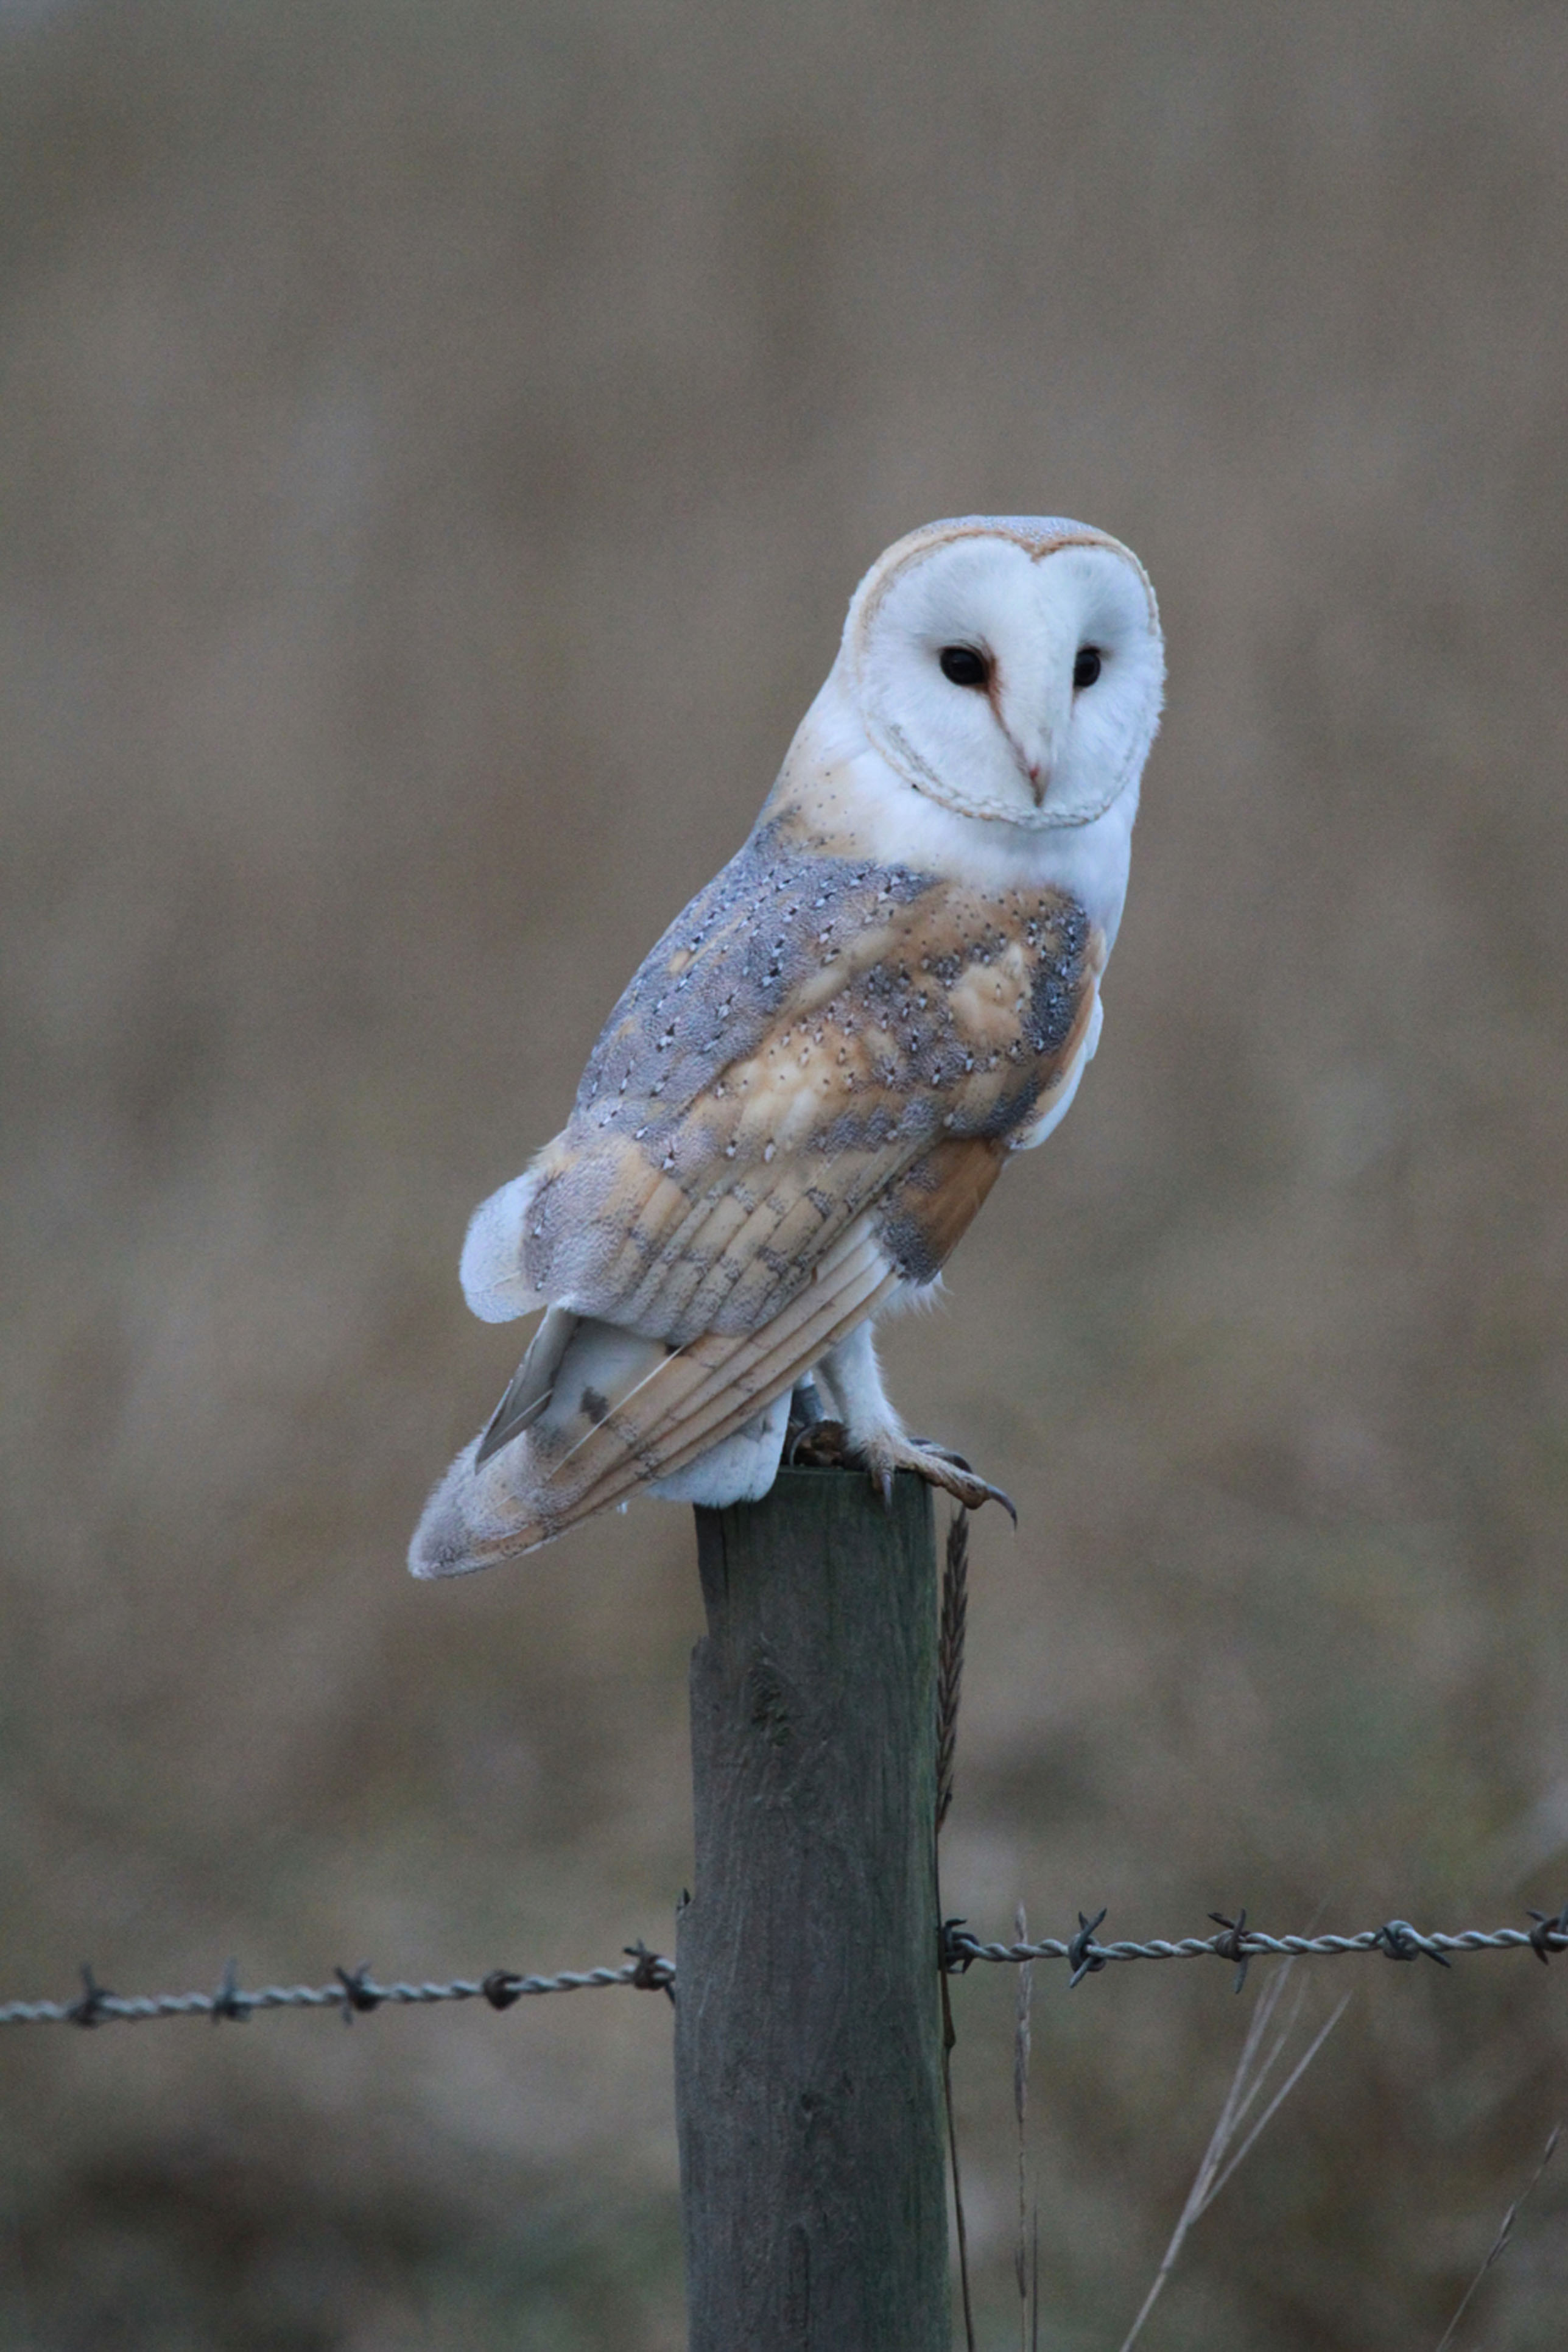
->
[998,708,1057,803]
[1000,643,1067,802]
[1018,724,1059,804]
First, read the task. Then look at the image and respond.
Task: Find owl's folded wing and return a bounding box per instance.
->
[528,1121,1042,1524]
[413,831,1101,1568]
[465,824,1100,1333]
[412,1029,1095,1575]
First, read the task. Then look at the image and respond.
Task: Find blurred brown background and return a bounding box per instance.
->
[2,1,1567,2344]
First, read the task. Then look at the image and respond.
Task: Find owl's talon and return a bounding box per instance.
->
[784,1419,1011,1521]
[988,1482,1020,1530]
[851,1433,1017,1526]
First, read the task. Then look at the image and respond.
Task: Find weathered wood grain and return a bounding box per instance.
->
[677,1466,947,2351]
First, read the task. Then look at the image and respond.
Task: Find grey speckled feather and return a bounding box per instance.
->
[512,820,1096,1346]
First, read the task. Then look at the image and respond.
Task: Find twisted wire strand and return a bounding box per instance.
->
[2,1911,1563,2029]
[956,1928,1550,1962]
[944,1913,1568,1976]
[0,1949,676,2029]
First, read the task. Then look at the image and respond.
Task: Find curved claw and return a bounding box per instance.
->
[935,1466,1016,1526]
[978,1479,1018,1529]
[787,1418,1005,1532]
[926,1457,1018,1527]
[850,1433,1019,1527]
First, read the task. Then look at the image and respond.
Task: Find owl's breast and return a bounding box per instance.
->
[895,881,1097,1137]
[857,880,1102,1287]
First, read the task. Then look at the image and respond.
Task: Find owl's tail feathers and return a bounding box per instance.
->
[408,1437,524,1579]
[409,1222,901,1574]
[407,1369,793,1576]
[409,1305,662,1576]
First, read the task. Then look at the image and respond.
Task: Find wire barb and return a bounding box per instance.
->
[66,1965,114,2029]
[334,1964,385,2021]
[209,1959,251,2025]
[1379,1919,1450,1967]
[1208,1910,1252,1993]
[1527,1901,1568,1962]
[624,1940,677,2003]
[940,1916,977,1976]
[1067,1909,1109,1988]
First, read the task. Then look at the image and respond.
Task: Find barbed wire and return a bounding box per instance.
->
[2,1905,1564,2032]
[0,1943,676,2029]
[943,1903,1568,1990]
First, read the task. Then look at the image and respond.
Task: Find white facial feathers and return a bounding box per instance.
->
[843,517,1164,830]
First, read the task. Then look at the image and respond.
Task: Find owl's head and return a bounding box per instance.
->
[840,516,1164,830]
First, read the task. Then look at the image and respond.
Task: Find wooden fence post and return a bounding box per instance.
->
[675,1465,949,2351]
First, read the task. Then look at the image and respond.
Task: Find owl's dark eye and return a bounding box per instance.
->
[1072,646,1102,691]
[938,644,991,689]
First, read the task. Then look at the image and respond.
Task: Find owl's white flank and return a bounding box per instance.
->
[410,515,1163,1576]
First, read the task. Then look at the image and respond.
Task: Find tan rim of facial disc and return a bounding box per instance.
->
[847,516,1159,829]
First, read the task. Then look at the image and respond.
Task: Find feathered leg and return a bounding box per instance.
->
[818,1320,1016,1521]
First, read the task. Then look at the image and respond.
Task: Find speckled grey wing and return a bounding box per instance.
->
[480,818,1097,1350]
[417,823,1100,1565]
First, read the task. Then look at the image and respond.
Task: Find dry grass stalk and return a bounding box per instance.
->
[935,1510,969,1836]
[1031,2203,1041,2352]
[1432,2121,1561,2352]
[1116,1963,1350,2352]
[1014,1899,1033,2346]
[940,1964,977,2352]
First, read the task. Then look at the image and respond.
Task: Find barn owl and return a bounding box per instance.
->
[410,515,1162,1576]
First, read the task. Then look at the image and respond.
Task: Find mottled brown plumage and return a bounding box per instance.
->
[523,822,1099,1342]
